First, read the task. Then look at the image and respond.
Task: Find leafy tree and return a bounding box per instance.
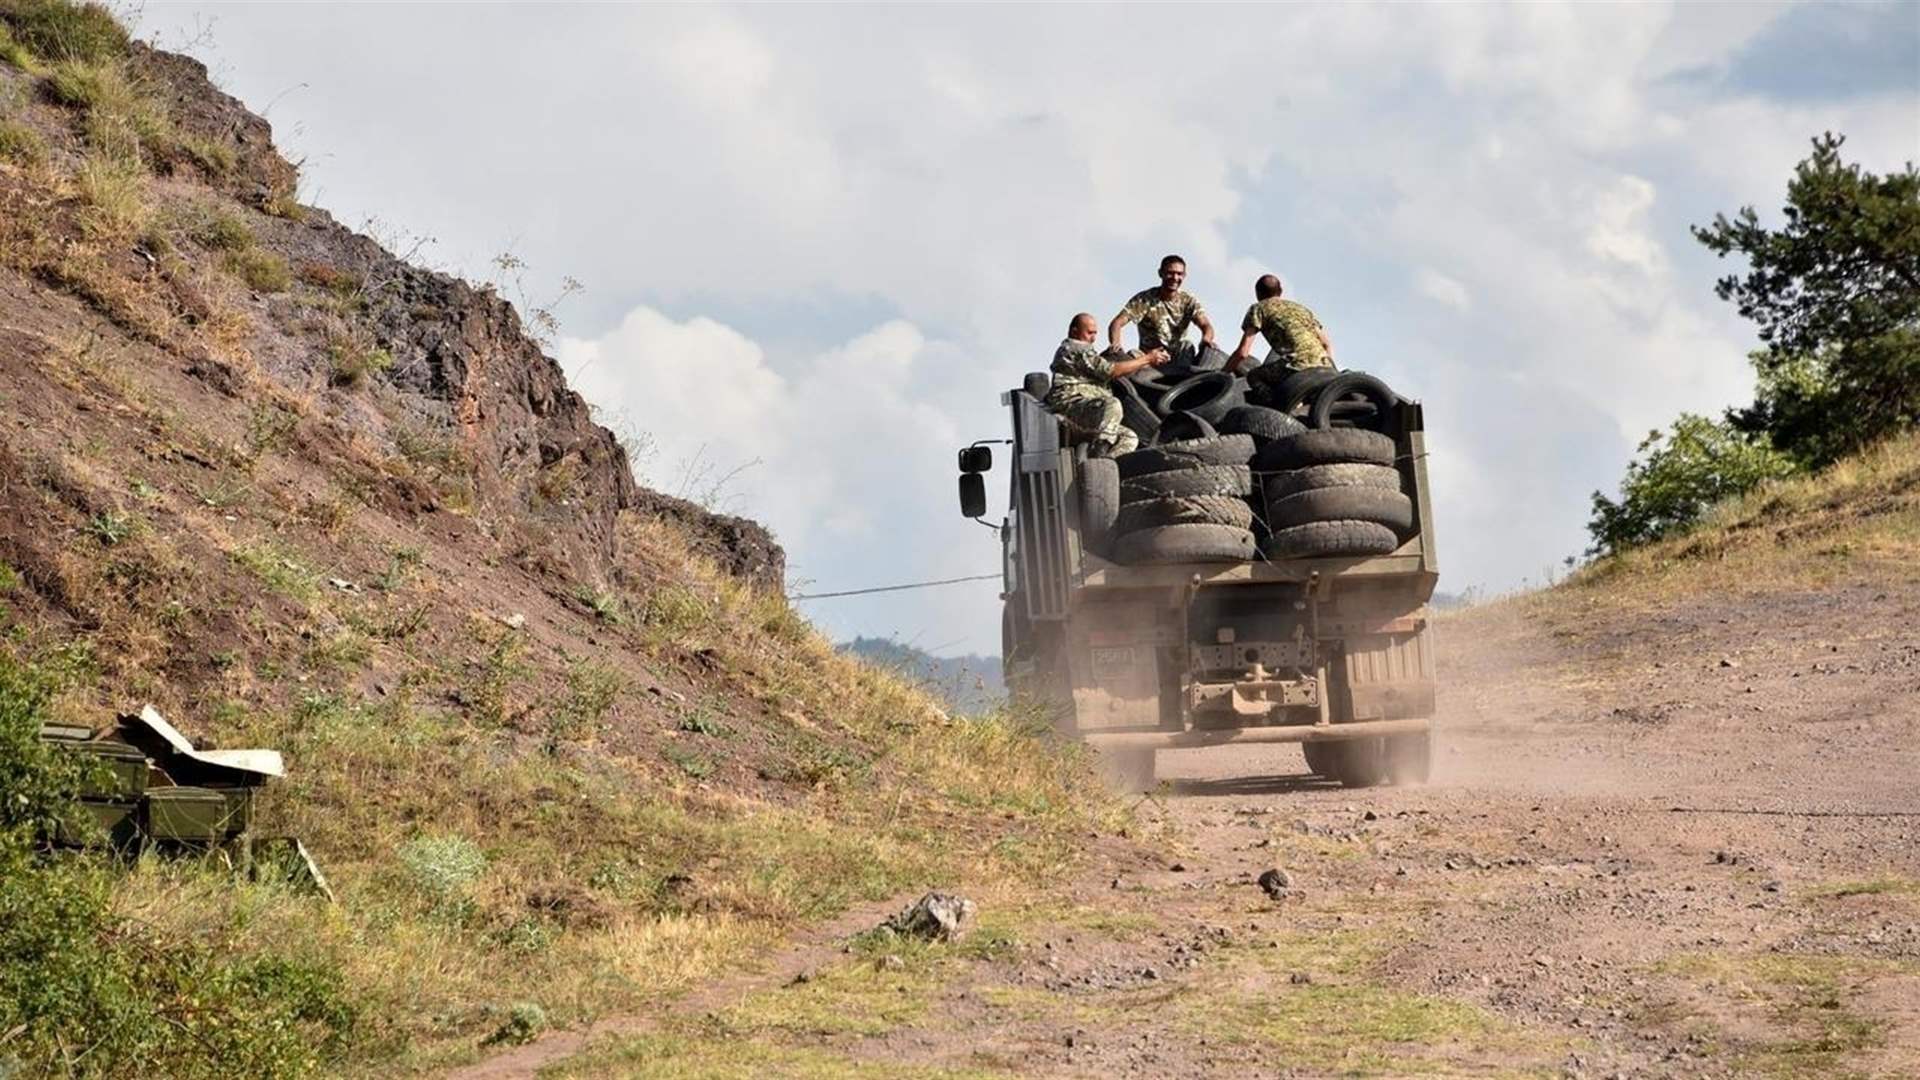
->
[1587,414,1797,556]
[1694,133,1920,465]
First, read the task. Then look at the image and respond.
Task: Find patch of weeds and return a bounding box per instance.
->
[541,1031,1005,1080]
[549,660,621,743]
[84,508,135,546]
[180,204,254,251]
[305,630,371,676]
[0,117,48,166]
[127,477,159,502]
[74,154,150,238]
[179,132,235,176]
[298,261,361,301]
[662,745,713,780]
[722,949,944,1039]
[0,561,19,592]
[372,544,424,591]
[1803,876,1920,900]
[465,624,531,726]
[574,582,624,624]
[763,739,868,790]
[1658,952,1898,1076]
[244,402,299,458]
[676,707,731,738]
[640,584,710,638]
[398,833,487,918]
[225,247,292,292]
[392,422,474,508]
[191,476,249,510]
[229,540,320,604]
[326,338,392,389]
[2,1,130,64]
[482,1001,546,1047]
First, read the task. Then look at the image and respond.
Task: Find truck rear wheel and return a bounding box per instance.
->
[1327,737,1388,788]
[1385,732,1431,785]
[1096,747,1157,792]
[1301,740,1336,778]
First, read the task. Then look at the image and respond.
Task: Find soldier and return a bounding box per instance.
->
[1108,254,1215,362]
[1047,312,1168,457]
[1227,274,1334,379]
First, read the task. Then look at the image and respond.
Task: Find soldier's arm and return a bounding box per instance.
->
[1107,309,1133,350]
[1194,307,1216,345]
[1316,324,1333,360]
[1228,329,1261,370]
[1110,347,1169,377]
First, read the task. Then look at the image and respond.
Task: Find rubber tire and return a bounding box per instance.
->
[1120,464,1253,502]
[1385,732,1431,785]
[1262,520,1401,559]
[1097,747,1157,792]
[1273,367,1342,413]
[1114,494,1254,534]
[1022,371,1051,400]
[1117,434,1254,479]
[1264,463,1402,501]
[1218,405,1306,443]
[1113,378,1162,442]
[1080,457,1120,557]
[1301,740,1334,778]
[1255,429,1396,471]
[1155,411,1218,444]
[1192,343,1233,372]
[1308,372,1399,431]
[1327,738,1388,788]
[1153,372,1243,423]
[1267,487,1414,533]
[1129,366,1173,399]
[1112,523,1257,564]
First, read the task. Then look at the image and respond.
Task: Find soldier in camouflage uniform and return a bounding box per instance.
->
[1108,254,1215,362]
[1228,274,1335,395]
[1046,313,1168,457]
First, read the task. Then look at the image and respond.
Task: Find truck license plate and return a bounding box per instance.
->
[1090,646,1138,681]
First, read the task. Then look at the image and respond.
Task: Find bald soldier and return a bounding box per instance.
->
[1109,254,1215,362]
[1046,313,1168,458]
[1227,274,1334,391]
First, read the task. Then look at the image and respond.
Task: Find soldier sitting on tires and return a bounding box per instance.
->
[1047,313,1168,457]
[1227,274,1335,400]
[1109,254,1216,368]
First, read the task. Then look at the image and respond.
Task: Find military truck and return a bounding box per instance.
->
[956,367,1438,788]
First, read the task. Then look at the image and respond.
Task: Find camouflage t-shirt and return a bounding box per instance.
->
[1048,338,1115,399]
[1242,298,1331,369]
[1120,288,1205,351]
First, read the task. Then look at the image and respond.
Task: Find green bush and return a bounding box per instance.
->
[0,0,129,65]
[1587,414,1799,555]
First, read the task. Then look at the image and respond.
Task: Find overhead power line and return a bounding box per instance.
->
[789,573,1001,601]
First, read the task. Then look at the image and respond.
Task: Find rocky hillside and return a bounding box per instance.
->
[0,6,1114,1077]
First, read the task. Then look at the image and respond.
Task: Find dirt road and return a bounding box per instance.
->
[517,579,1920,1078]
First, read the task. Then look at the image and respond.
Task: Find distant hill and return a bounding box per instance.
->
[841,637,1005,714]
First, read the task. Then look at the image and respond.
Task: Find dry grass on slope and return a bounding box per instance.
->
[1570,431,1920,608]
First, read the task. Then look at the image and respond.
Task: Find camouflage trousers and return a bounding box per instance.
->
[1046,389,1139,458]
[1246,354,1335,398]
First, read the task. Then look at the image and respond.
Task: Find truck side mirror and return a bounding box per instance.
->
[958,446,993,473]
[958,473,987,518]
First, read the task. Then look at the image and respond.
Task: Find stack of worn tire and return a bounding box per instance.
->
[1091,348,1413,564]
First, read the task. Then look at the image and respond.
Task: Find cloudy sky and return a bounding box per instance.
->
[142,2,1918,655]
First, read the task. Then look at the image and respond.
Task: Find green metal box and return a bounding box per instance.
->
[74,741,151,800]
[55,799,142,847]
[146,786,249,841]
